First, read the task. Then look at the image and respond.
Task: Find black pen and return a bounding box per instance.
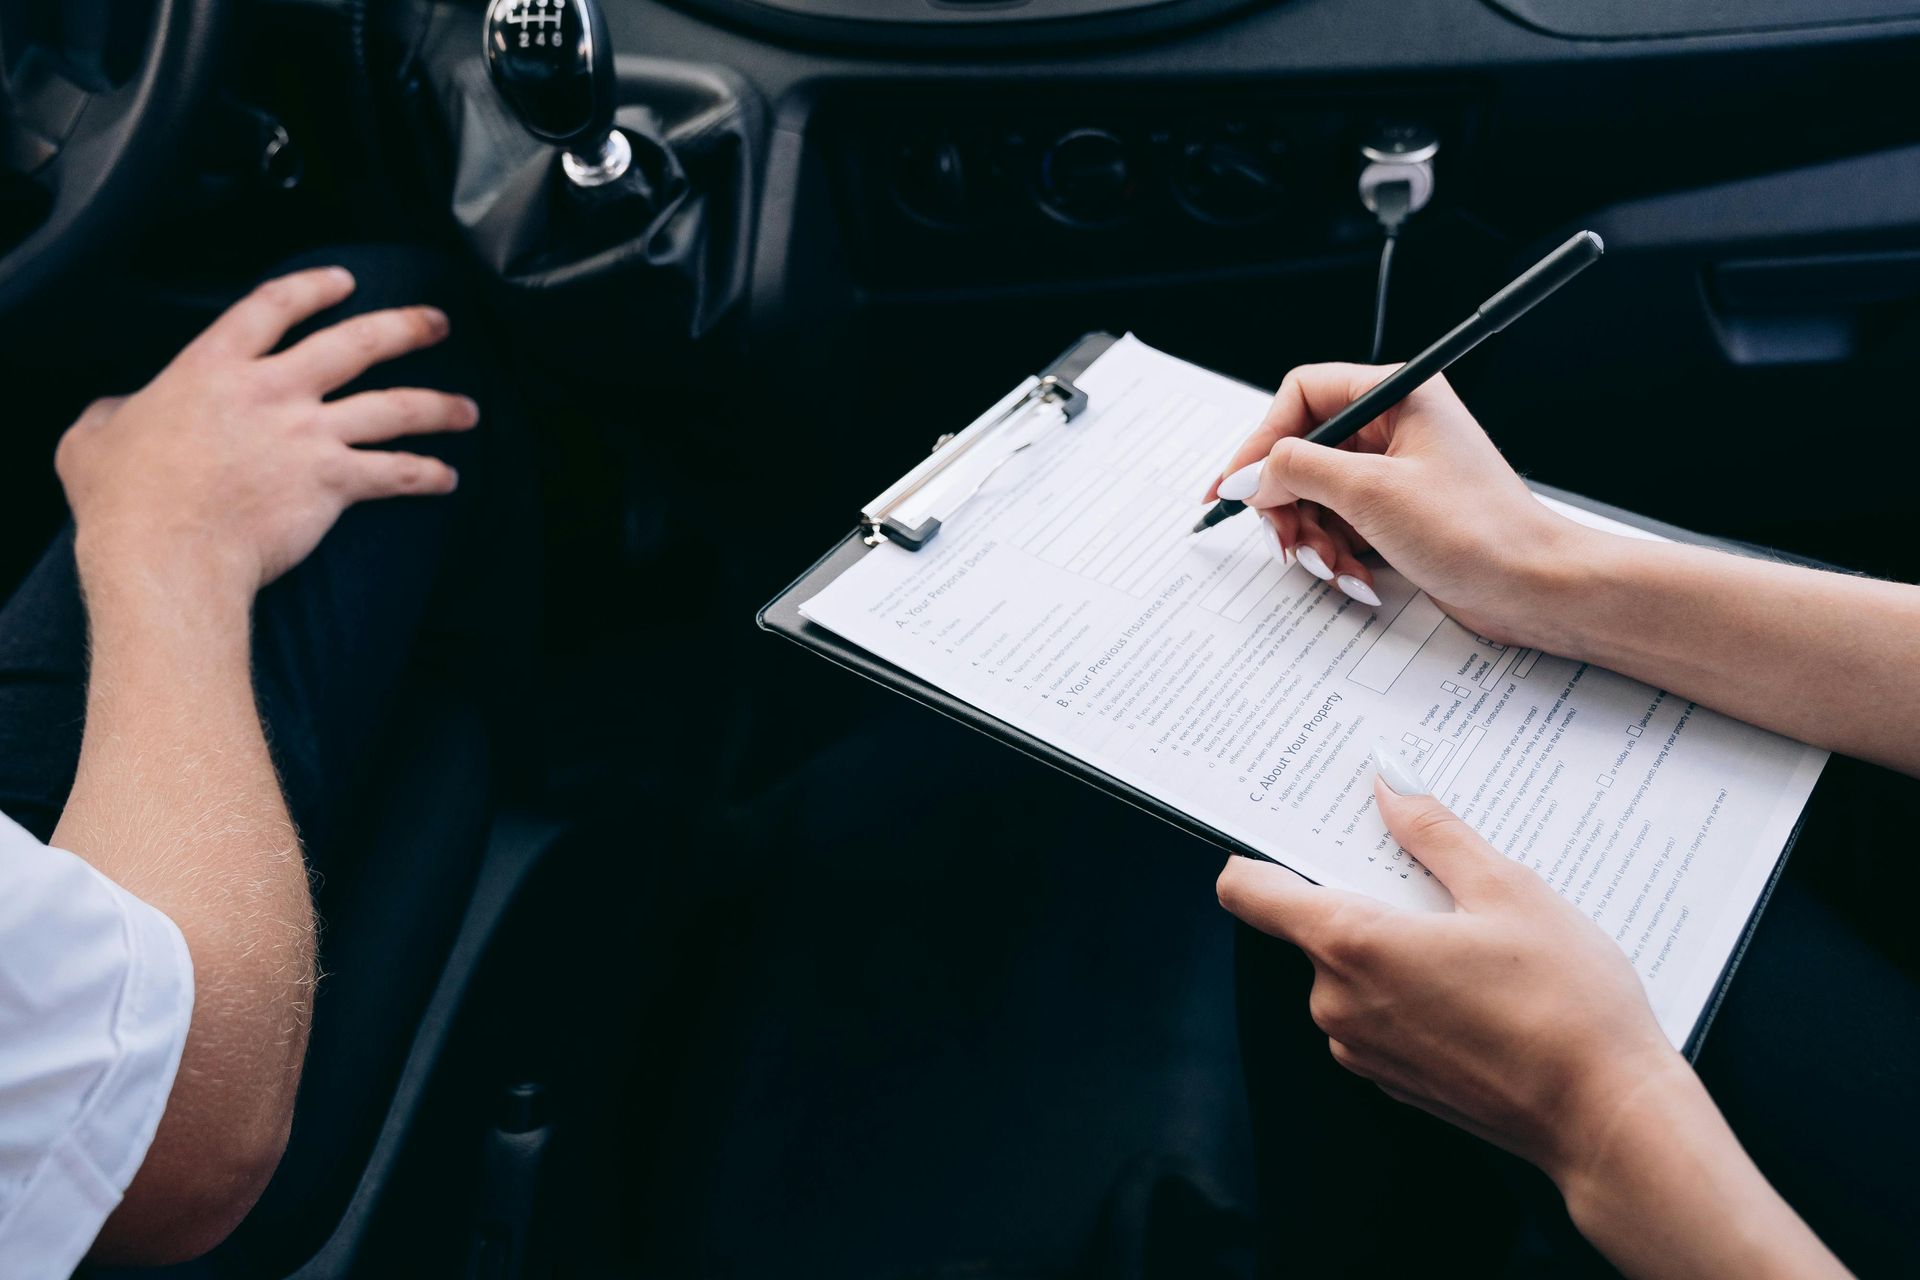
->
[1192,229,1605,535]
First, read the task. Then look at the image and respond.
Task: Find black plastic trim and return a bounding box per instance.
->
[653,0,1283,54]
[1482,0,1920,41]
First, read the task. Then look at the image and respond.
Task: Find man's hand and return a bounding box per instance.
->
[56,265,477,601]
[1219,779,1849,1279]
[52,264,478,1262]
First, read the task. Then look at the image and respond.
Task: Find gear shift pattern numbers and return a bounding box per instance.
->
[500,0,566,48]
[484,0,611,153]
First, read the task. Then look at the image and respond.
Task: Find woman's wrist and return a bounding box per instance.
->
[1481,514,1625,657]
[1551,1053,1844,1280]
[1550,1047,1709,1205]
[1554,1056,1730,1264]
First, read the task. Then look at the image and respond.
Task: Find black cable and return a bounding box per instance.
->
[1369,231,1398,364]
[1365,177,1414,363]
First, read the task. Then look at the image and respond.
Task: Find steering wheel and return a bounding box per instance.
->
[0,0,227,325]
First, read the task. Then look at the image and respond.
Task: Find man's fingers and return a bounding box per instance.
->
[324,388,480,444]
[193,267,357,359]
[1205,362,1396,500]
[272,306,451,393]
[334,449,459,503]
[1372,778,1517,906]
[1216,855,1388,955]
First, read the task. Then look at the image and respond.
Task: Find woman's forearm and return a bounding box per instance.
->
[1529,529,1920,777]
[1556,1061,1847,1280]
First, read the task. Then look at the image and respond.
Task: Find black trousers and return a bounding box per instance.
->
[2,245,532,1276]
[1237,753,1920,1278]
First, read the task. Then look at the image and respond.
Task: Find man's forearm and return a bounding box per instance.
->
[52,551,314,1263]
[1531,531,1920,777]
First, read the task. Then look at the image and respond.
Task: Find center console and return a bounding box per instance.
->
[820,90,1474,292]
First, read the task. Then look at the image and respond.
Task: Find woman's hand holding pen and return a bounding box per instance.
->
[1202,363,1594,639]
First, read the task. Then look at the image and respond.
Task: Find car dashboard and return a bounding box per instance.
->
[442,0,1913,534]
[0,0,1907,1273]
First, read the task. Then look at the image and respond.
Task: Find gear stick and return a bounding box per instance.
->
[484,0,631,187]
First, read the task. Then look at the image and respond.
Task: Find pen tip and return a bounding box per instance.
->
[1189,515,1212,535]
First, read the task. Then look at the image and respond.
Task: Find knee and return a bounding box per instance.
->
[269,244,472,324]
[264,246,496,422]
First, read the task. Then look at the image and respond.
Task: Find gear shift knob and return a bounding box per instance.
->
[484,0,631,185]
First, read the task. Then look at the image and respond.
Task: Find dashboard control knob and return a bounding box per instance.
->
[1173,127,1287,226]
[889,137,973,229]
[1035,128,1134,227]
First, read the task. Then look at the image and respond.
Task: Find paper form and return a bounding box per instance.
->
[801,334,1827,1047]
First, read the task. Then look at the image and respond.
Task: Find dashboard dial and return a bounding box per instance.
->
[889,137,974,229]
[1034,128,1135,228]
[1172,127,1287,226]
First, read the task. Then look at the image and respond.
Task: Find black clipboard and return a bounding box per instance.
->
[757,331,1811,1060]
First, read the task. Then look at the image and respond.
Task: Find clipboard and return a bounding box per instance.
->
[757,330,1810,1060]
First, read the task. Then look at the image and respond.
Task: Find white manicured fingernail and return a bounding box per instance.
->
[1296,545,1334,580]
[1258,520,1285,561]
[1337,574,1382,607]
[1216,461,1264,502]
[1372,739,1429,796]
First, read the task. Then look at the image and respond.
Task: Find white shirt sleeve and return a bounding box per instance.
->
[0,810,194,1277]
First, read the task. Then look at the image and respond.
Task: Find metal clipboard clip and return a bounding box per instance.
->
[861,373,1088,550]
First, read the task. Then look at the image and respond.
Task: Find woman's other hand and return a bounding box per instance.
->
[1216,773,1682,1183]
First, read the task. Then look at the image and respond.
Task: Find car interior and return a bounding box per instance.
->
[4,0,1919,1275]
